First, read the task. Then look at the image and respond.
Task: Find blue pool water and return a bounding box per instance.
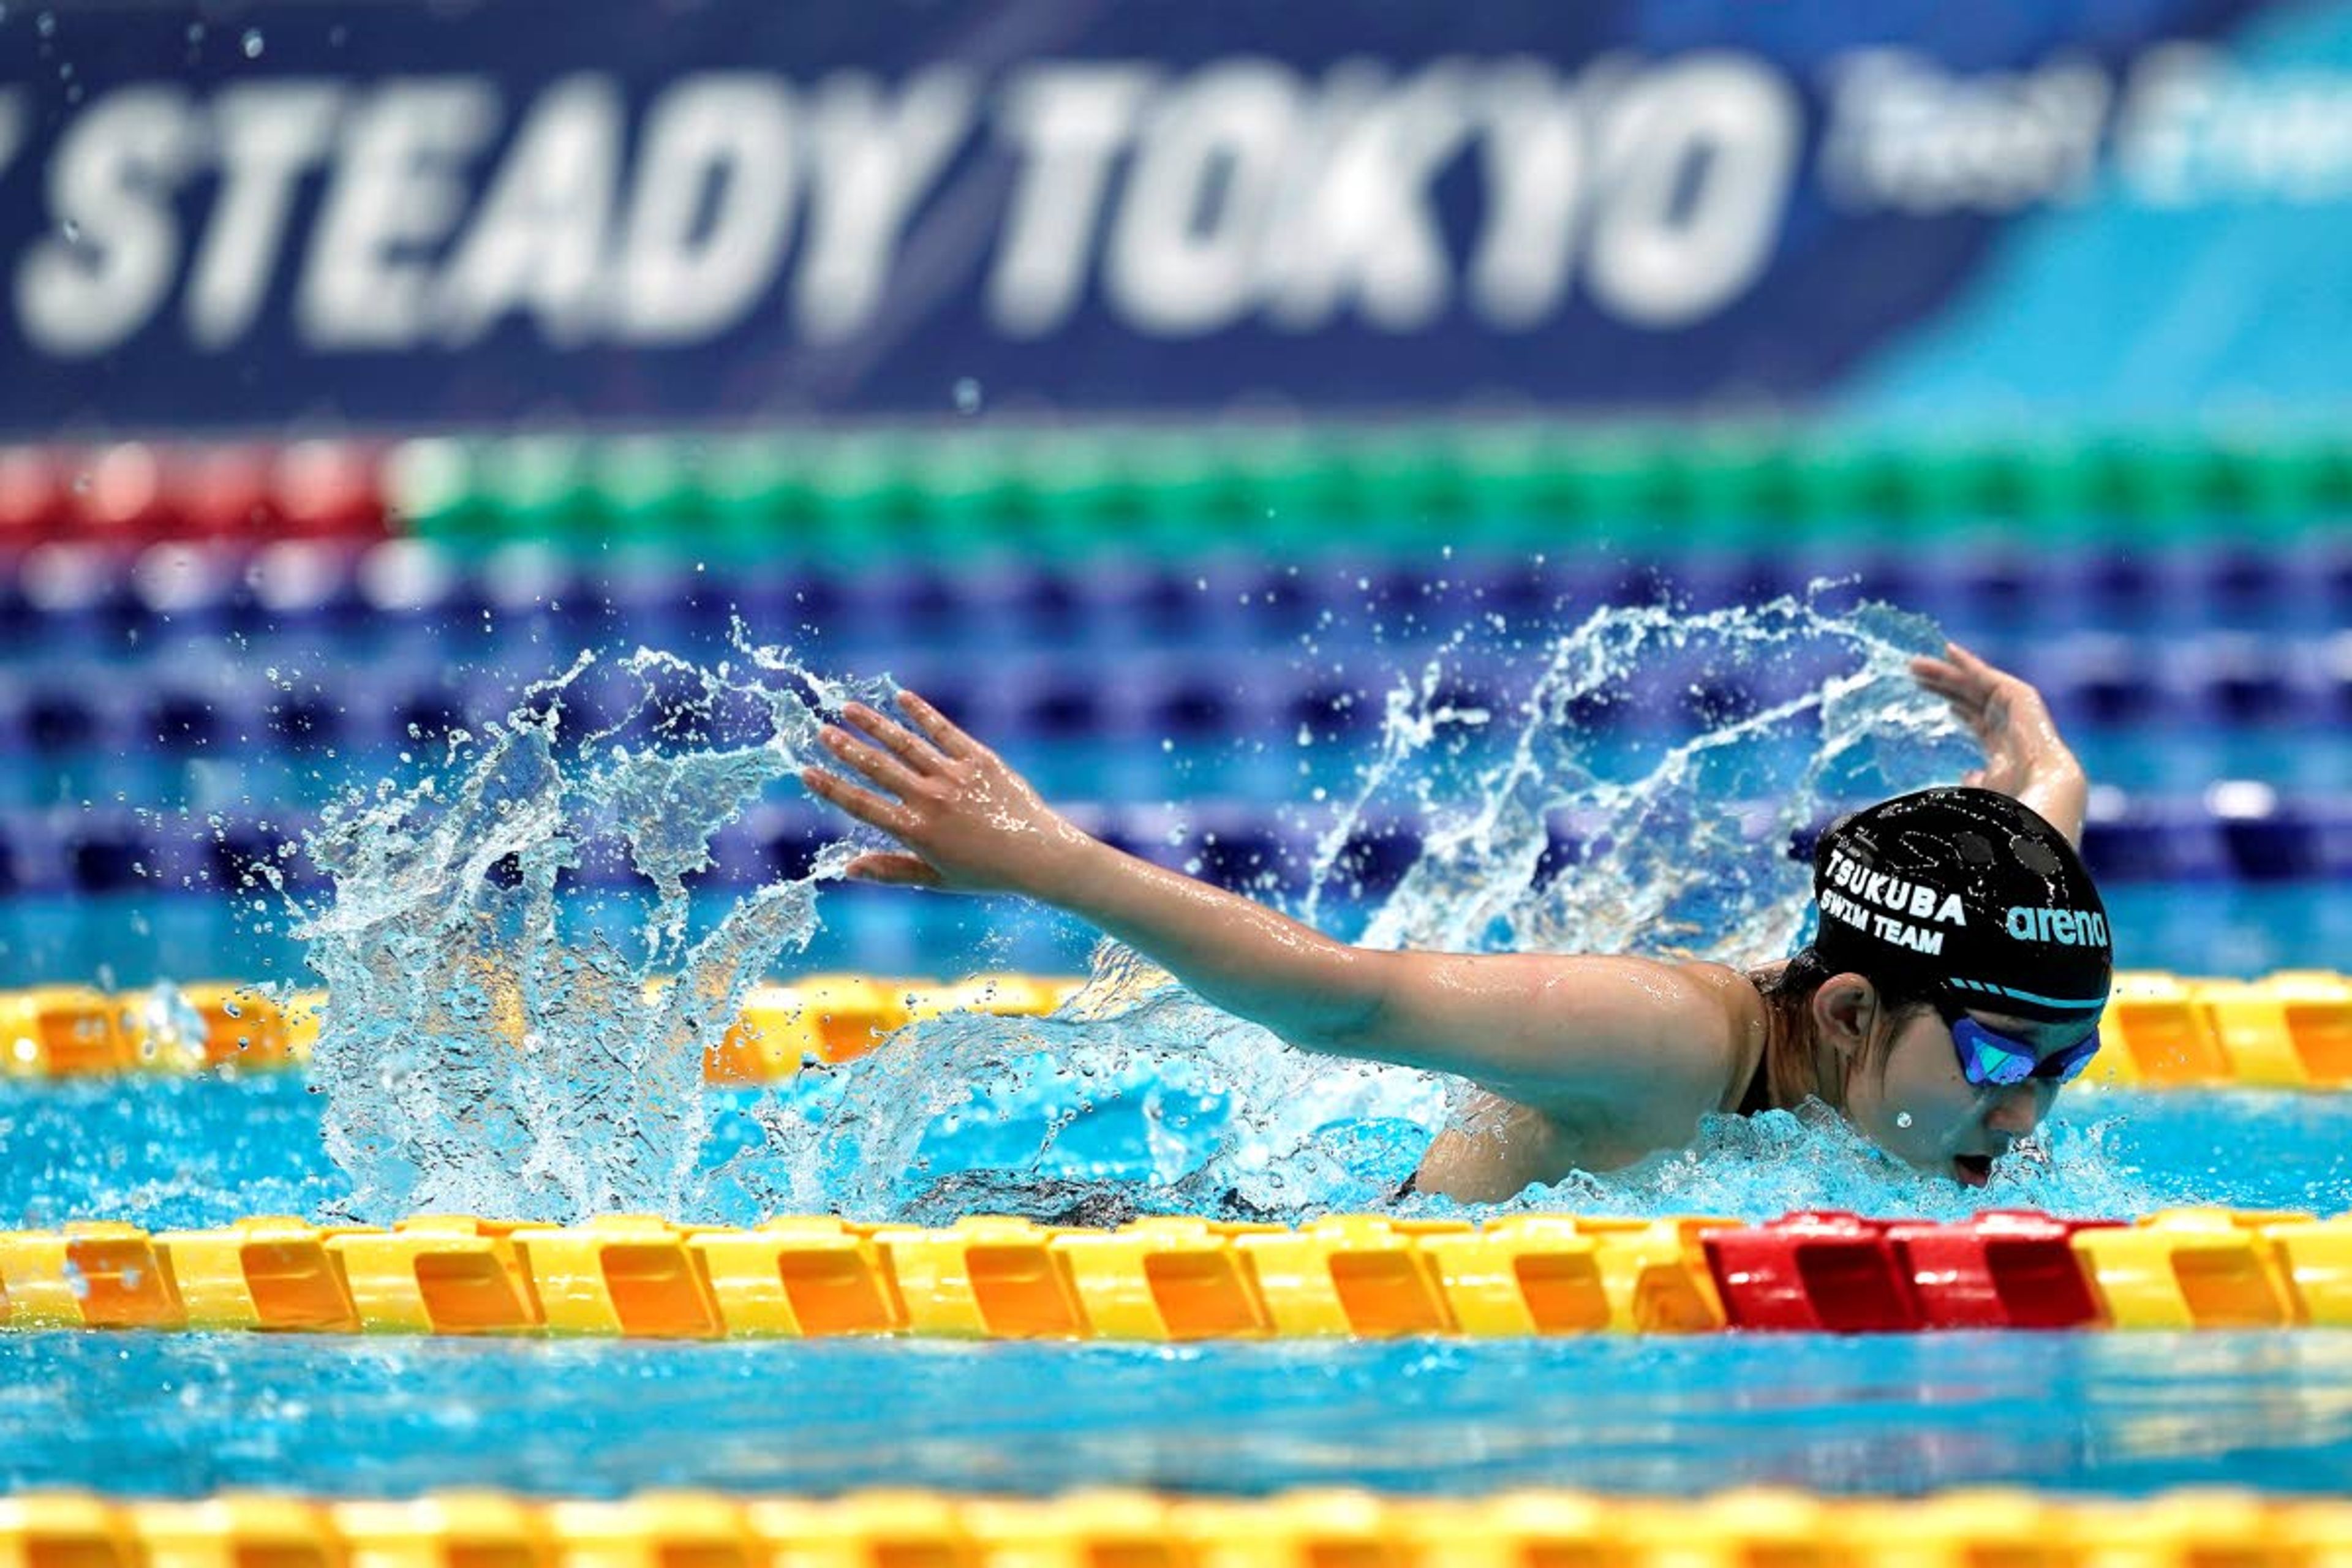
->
[9,1330,2352,1499]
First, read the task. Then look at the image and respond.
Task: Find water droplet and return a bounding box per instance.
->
[951,377,982,415]
[1895,1112,1913,1128]
[186,21,203,42]
[240,28,263,57]
[36,10,54,37]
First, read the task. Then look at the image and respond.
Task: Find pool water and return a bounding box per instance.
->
[8,1325,2352,1498]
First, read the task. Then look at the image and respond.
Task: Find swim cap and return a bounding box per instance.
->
[1811,786,2111,1024]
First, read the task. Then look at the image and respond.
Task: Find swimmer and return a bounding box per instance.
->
[801,642,2108,1200]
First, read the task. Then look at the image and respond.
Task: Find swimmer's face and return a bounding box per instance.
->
[1842,1002,2080,1187]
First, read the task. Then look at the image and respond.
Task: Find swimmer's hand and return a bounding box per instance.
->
[801,691,1090,894]
[1910,642,2087,845]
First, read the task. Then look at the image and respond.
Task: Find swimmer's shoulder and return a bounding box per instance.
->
[1659,958,1773,1115]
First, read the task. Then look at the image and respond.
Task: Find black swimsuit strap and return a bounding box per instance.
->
[1735,1046,1773,1117]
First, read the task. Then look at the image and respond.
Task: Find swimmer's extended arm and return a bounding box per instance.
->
[801,693,1744,1120]
[1910,643,2087,844]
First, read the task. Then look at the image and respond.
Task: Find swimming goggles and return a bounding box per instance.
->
[1935,995,2102,1088]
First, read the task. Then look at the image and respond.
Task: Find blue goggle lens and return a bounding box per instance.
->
[1947,1014,2101,1088]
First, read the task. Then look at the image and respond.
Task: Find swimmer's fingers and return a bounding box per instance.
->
[1909,643,1991,703]
[800,763,916,838]
[894,688,986,761]
[844,852,943,889]
[820,723,925,799]
[842,700,943,776]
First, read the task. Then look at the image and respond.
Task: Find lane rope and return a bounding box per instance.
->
[0,970,2344,1089]
[1,1486,2346,1561]
[2,1207,2345,1338]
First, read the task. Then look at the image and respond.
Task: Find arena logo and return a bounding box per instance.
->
[2003,905,2109,948]
[0,53,1804,358]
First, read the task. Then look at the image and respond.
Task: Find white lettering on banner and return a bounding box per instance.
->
[437,74,623,347]
[796,67,976,342]
[17,86,194,356]
[1468,59,1586,328]
[1106,59,1300,336]
[987,64,1155,338]
[1586,52,1800,328]
[188,83,342,349]
[1,47,2127,362]
[1264,58,1472,333]
[1819,49,2110,214]
[614,75,797,345]
[2117,43,2352,205]
[299,77,500,349]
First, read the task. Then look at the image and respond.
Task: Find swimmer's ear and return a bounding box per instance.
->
[1811,973,1879,1065]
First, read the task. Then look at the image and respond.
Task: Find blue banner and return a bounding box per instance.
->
[4,0,2342,430]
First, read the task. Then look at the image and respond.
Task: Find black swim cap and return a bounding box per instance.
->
[1811,786,2111,1024]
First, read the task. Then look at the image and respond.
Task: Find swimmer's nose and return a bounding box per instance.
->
[1982,1082,2044,1137]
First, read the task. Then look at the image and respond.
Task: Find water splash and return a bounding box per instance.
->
[298,594,2106,1226]
[298,647,891,1221]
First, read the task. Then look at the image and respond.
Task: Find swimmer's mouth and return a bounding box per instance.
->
[1952,1153,1995,1188]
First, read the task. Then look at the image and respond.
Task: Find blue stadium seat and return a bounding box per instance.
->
[960,558,1087,646]
[141,679,255,756]
[2206,782,2328,881]
[1178,801,1298,894]
[1286,674,1379,742]
[1088,558,1206,644]
[371,668,472,750]
[2040,633,2160,725]
[1449,556,1575,624]
[202,812,323,894]
[239,541,370,636]
[2076,550,2168,623]
[0,810,61,892]
[757,804,837,881]
[689,567,831,646]
[2202,546,2288,617]
[127,543,242,644]
[1131,655,1262,741]
[20,674,126,755]
[850,564,970,646]
[1319,817,1423,896]
[2193,635,2299,724]
[62,809,153,893]
[999,656,1104,741]
[261,684,347,754]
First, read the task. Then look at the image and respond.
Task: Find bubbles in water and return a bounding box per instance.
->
[241,28,263,57]
[1896,1112,1913,1128]
[36,10,53,37]
[952,377,982,415]
[186,21,203,42]
[59,217,80,245]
